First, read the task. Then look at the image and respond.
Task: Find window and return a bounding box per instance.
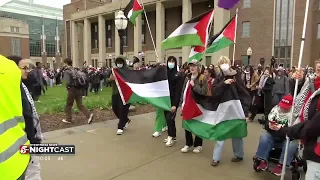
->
[317,24,320,39]
[106,20,112,47]
[242,22,250,37]
[243,0,251,8]
[274,0,294,66]
[10,26,14,32]
[95,25,98,33]
[11,38,21,56]
[107,38,112,47]
[77,8,80,12]
[142,14,146,44]
[16,27,19,33]
[94,39,98,49]
[77,24,80,33]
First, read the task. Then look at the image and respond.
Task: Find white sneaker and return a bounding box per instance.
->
[163,137,177,143]
[124,119,131,129]
[87,114,94,124]
[117,129,123,135]
[165,136,175,147]
[62,119,71,124]
[193,146,203,153]
[181,145,190,153]
[152,132,161,137]
[162,126,168,132]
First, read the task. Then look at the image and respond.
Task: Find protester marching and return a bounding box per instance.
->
[1,0,320,180]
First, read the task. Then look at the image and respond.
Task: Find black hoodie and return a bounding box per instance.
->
[166,58,185,108]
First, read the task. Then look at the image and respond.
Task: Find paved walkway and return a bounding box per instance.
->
[41,112,292,180]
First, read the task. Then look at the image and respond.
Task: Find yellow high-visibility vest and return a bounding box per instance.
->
[0,55,30,180]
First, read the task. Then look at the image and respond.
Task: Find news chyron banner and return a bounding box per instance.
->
[20,143,75,155]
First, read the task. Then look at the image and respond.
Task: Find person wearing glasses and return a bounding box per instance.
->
[7,56,43,179]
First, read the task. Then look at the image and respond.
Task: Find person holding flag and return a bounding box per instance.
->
[210,56,251,166]
[275,60,320,179]
[163,56,184,147]
[180,60,208,153]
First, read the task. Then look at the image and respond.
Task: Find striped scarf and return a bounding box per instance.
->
[22,83,43,141]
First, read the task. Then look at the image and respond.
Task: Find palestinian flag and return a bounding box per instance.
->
[181,82,247,141]
[124,0,143,25]
[162,9,214,50]
[188,46,205,62]
[112,66,171,111]
[205,14,237,54]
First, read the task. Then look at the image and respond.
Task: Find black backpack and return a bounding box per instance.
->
[70,69,86,87]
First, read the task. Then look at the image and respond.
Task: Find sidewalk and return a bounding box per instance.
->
[41,112,290,180]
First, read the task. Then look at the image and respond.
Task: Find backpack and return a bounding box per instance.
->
[71,69,86,87]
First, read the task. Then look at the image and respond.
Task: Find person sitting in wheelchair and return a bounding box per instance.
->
[254,95,299,176]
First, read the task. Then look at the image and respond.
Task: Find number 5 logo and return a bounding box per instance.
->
[20,145,29,154]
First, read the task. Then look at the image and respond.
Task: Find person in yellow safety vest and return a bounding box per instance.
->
[0,55,30,180]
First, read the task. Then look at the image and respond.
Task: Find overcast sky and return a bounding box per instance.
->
[0,0,71,9]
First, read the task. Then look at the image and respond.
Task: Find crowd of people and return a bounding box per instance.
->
[1,53,320,180]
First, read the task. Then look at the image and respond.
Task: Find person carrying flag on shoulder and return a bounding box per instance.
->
[109,56,131,135]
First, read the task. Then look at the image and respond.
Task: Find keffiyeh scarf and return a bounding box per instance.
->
[22,83,43,141]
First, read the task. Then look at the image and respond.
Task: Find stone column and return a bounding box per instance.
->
[134,15,142,57]
[114,12,120,57]
[83,18,91,66]
[182,0,192,63]
[156,2,165,62]
[211,1,230,64]
[98,15,106,65]
[71,21,79,67]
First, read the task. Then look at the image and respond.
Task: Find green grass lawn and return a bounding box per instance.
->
[35,85,112,114]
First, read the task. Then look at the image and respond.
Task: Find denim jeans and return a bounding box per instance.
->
[212,138,244,161]
[305,160,320,180]
[255,131,298,166]
[100,80,104,90]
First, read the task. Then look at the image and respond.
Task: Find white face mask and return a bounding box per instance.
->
[220,63,230,72]
[117,64,123,68]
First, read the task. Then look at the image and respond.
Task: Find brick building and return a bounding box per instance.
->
[63,0,320,68]
[0,17,30,59]
[0,0,64,68]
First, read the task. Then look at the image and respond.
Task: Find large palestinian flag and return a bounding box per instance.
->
[124,0,143,25]
[162,9,214,50]
[181,82,247,141]
[205,14,237,54]
[112,66,171,111]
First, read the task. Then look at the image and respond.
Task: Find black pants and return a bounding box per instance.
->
[264,91,273,117]
[164,110,177,138]
[33,86,42,101]
[83,86,88,97]
[112,94,130,130]
[90,83,99,93]
[185,130,203,147]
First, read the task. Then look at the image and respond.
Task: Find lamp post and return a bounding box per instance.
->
[247,46,252,66]
[114,10,128,55]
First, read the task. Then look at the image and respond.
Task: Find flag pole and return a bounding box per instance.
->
[139,0,160,62]
[232,8,238,66]
[280,0,310,179]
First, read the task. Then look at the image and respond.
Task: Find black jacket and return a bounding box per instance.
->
[167,60,184,108]
[280,94,320,163]
[21,84,41,144]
